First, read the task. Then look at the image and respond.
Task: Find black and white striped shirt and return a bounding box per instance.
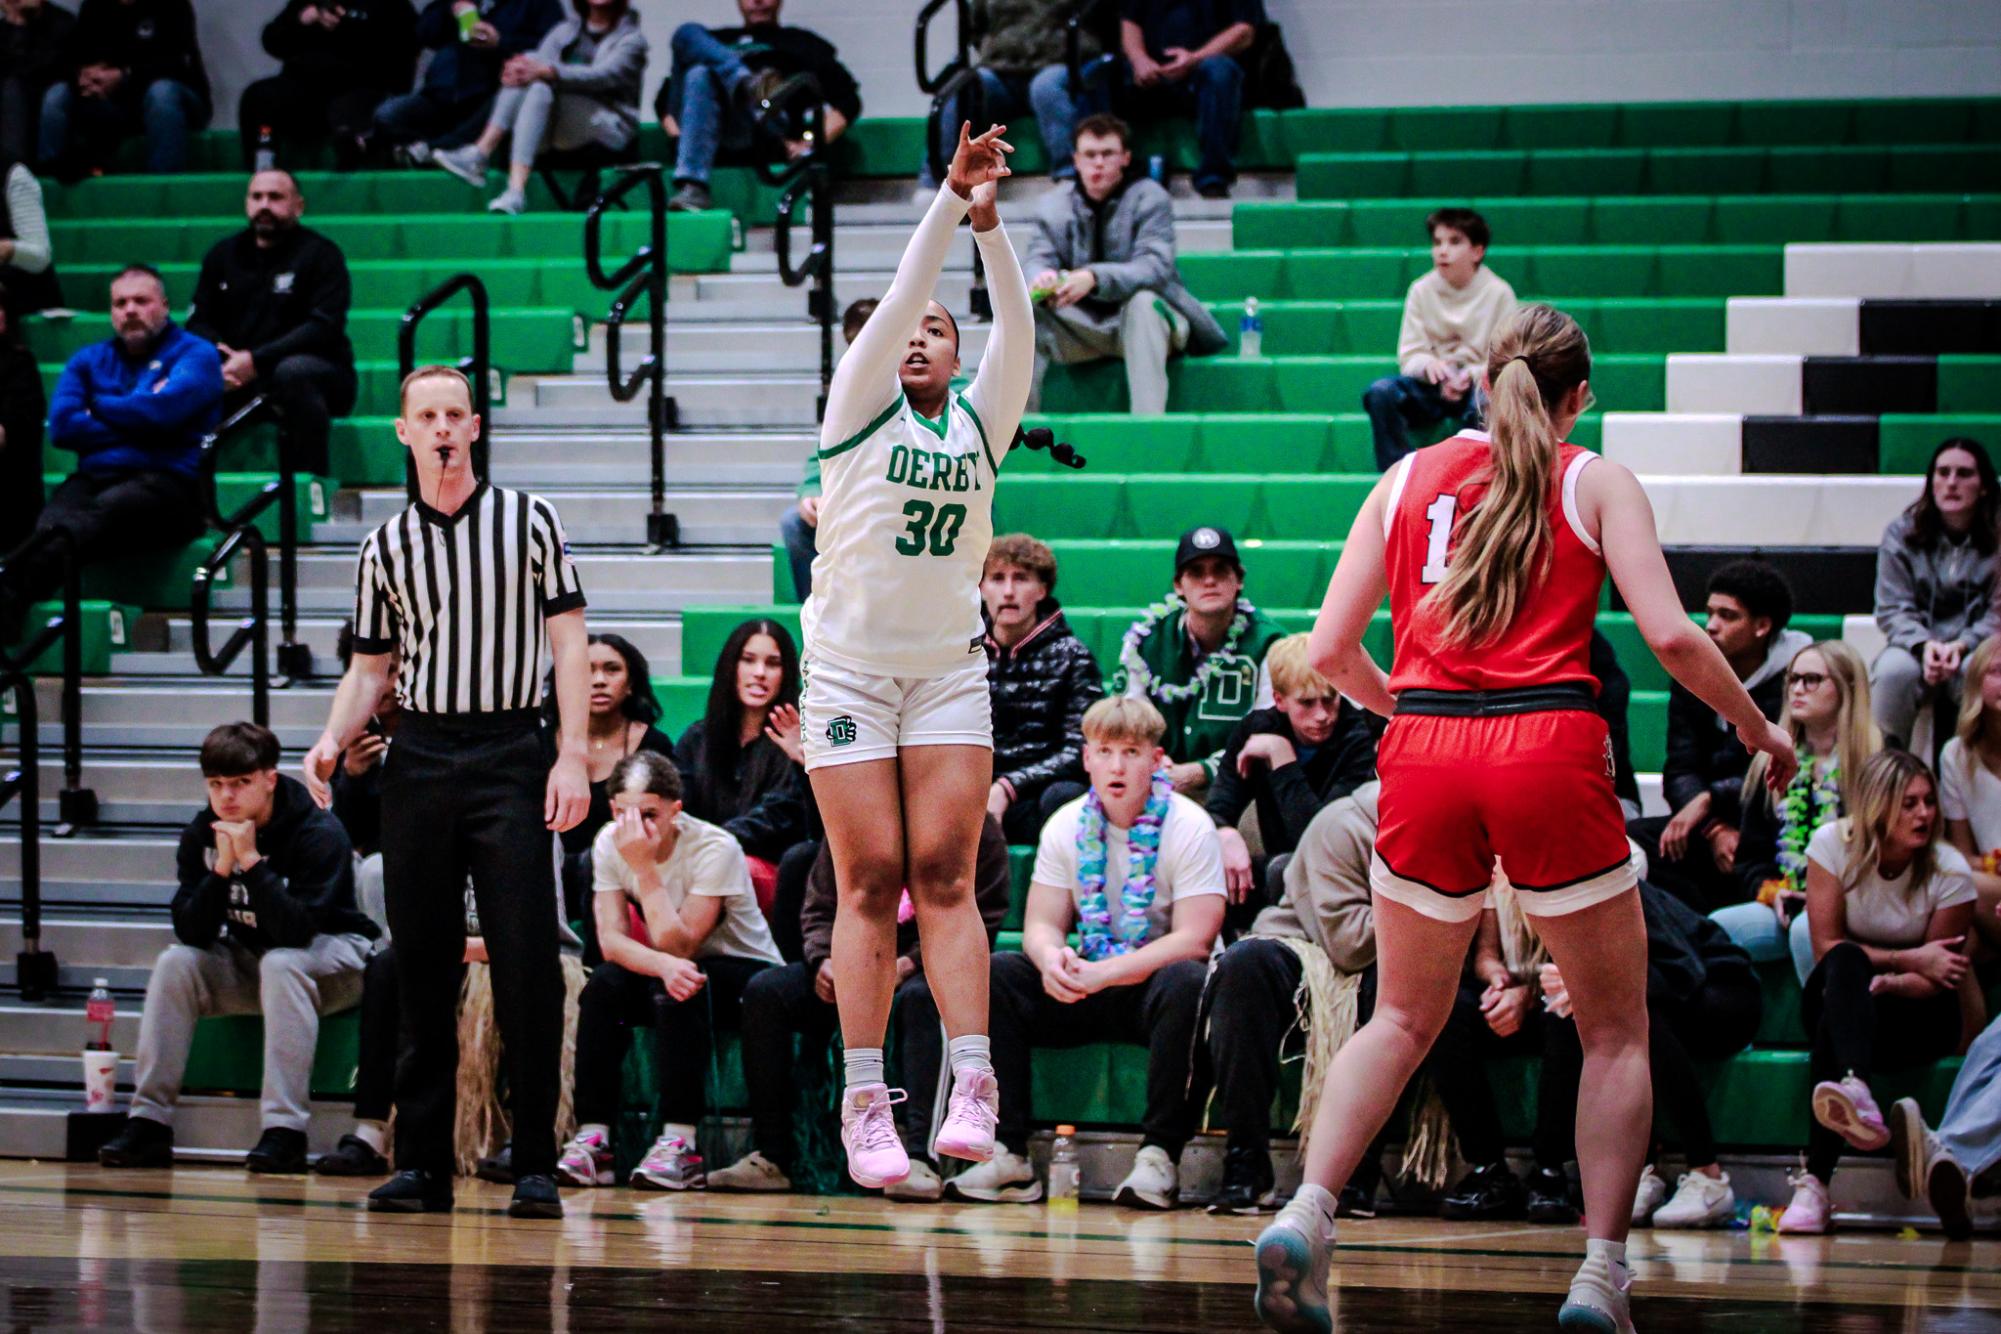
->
[350,482,587,714]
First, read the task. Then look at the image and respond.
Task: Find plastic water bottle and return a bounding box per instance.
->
[1047,1124,1080,1210]
[1239,297,1263,359]
[253,126,276,173]
[82,980,117,1113]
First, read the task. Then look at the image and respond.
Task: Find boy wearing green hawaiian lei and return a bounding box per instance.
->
[1114,526,1288,794]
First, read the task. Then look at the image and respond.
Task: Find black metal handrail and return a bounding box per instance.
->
[914,0,971,95]
[583,166,676,548]
[1,664,51,1000]
[398,273,493,502]
[1065,0,1119,98]
[191,516,271,729]
[188,393,282,724]
[751,75,838,421]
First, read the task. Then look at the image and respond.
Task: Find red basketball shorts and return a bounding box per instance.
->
[1371,708,1638,923]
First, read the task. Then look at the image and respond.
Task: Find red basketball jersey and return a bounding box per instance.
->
[1384,431,1605,694]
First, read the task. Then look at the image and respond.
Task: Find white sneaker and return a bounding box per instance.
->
[434,144,489,187]
[1113,1144,1179,1211]
[1776,1169,1831,1235]
[1630,1164,1669,1225]
[1253,1193,1334,1333]
[707,1150,791,1193]
[1651,1170,1735,1228]
[1557,1250,1635,1333]
[487,187,527,215]
[943,1147,1042,1203]
[883,1158,944,1202]
[629,1133,705,1190]
[553,1127,612,1187]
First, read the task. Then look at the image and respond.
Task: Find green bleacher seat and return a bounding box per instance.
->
[78,540,227,608]
[183,1008,361,1099]
[1940,357,2001,413]
[4,599,139,674]
[30,307,576,371]
[1880,415,2001,475]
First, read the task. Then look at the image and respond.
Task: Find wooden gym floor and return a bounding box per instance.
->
[0,1162,1996,1330]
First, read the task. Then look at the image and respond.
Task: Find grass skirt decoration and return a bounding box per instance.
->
[452,955,587,1175]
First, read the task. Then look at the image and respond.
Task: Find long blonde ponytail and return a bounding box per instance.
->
[1428,304,1593,648]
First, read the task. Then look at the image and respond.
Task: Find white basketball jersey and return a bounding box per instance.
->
[801,389,1002,678]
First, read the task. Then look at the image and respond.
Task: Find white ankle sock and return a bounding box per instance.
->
[352,1121,386,1154]
[576,1122,610,1143]
[843,1047,885,1088]
[1293,1182,1339,1238]
[1584,1237,1630,1283]
[947,1034,992,1080]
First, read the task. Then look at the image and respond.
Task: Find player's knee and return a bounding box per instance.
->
[905,850,972,908]
[836,862,905,918]
[1362,377,1401,413]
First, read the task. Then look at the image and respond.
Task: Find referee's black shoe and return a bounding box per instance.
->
[367,1169,455,1213]
[508,1173,564,1219]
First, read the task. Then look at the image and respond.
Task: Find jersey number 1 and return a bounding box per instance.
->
[896,500,967,557]
[1420,493,1457,584]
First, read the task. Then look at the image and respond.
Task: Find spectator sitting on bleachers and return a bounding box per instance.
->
[956,696,1223,1208]
[328,622,398,863]
[778,296,871,601]
[1890,996,2001,1240]
[0,156,61,315]
[655,0,861,215]
[1025,113,1225,416]
[36,0,209,178]
[983,533,1102,843]
[1544,881,1761,1232]
[432,0,647,216]
[1114,0,1256,199]
[1113,525,1285,796]
[1629,560,1807,913]
[552,632,674,925]
[1870,437,2001,750]
[0,279,44,557]
[1712,641,1881,985]
[0,263,219,644]
[374,0,561,161]
[708,816,1010,1200]
[0,0,76,168]
[557,751,783,1191]
[185,171,354,477]
[1206,632,1376,912]
[97,722,378,1175]
[1363,207,1517,470]
[674,617,808,907]
[1777,749,1977,1235]
[1940,634,2001,959]
[1200,782,1379,1216]
[914,0,1101,196]
[238,0,417,172]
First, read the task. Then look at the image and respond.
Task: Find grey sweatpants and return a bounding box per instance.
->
[1030,289,1190,415]
[130,933,370,1133]
[489,82,632,171]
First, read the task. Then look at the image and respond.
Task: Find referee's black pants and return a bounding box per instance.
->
[380,711,564,1178]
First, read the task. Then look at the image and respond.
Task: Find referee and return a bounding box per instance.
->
[303,365,591,1219]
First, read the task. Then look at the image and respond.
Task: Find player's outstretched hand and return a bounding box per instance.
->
[1742,717,1799,793]
[946,122,1012,198]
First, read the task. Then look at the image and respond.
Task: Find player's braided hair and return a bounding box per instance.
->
[1427,303,1592,648]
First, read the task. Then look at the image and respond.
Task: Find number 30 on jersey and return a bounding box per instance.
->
[896,499,967,557]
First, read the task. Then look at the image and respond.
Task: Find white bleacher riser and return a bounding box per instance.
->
[1665,354,1804,415]
[1725,298,1861,356]
[1602,412,1743,475]
[1842,614,1888,665]
[1784,243,2001,299]
[1638,475,1911,546]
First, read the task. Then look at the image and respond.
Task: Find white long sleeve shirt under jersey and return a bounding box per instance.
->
[801,182,1034,678]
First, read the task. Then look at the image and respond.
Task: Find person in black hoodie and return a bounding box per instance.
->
[186,171,354,477]
[238,0,418,170]
[0,0,77,167]
[1207,632,1375,909]
[0,278,43,556]
[1628,560,1807,913]
[982,534,1103,843]
[98,722,378,1176]
[36,0,210,178]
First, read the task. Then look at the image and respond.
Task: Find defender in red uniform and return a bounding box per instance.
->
[1253,306,1795,1334]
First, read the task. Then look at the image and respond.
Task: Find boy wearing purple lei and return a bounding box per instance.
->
[954,696,1224,1209]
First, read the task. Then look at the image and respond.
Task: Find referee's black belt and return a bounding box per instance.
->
[1394,682,1597,718]
[398,707,543,736]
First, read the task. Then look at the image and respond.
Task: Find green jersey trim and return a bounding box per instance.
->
[910,395,950,440]
[957,392,998,476]
[820,394,903,460]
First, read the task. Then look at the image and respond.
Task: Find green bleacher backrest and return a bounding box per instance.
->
[184,1009,361,1098]
[5,599,139,674]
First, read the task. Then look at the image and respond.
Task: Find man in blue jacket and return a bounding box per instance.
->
[0,262,220,641]
[371,0,561,159]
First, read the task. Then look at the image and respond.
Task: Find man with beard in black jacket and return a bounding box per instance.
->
[187,171,354,477]
[98,722,378,1175]
[980,533,1104,843]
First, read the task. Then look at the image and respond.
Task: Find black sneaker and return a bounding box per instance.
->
[667,182,711,213]
[1525,1166,1578,1224]
[245,1127,309,1175]
[1207,1144,1276,1215]
[1929,1155,1973,1241]
[98,1116,174,1168]
[1438,1161,1526,1221]
[508,1173,563,1219]
[1336,1183,1378,1220]
[314,1134,391,1177]
[475,1142,515,1185]
[367,1169,454,1213]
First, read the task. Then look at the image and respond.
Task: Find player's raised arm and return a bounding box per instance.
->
[964,176,1035,452]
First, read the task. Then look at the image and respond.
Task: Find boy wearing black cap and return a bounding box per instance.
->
[1112,525,1287,797]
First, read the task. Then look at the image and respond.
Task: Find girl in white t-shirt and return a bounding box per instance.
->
[1939,634,2001,960]
[1778,750,1978,1234]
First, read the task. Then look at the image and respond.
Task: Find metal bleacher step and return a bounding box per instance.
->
[0,1087,357,1160]
[725,216,1233,274]
[315,486,793,548]
[667,269,982,323]
[497,373,822,430]
[597,320,987,374]
[488,429,811,488]
[0,828,179,900]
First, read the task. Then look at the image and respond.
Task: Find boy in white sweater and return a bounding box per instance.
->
[1362,207,1517,469]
